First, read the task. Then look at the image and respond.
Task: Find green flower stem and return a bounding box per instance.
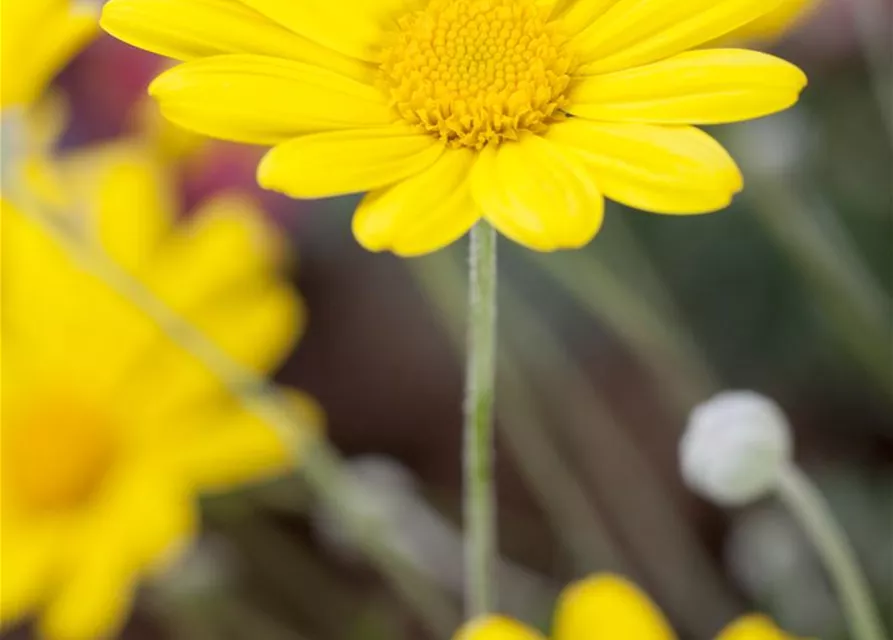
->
[776,465,888,640]
[18,205,459,637]
[411,249,619,577]
[463,220,499,617]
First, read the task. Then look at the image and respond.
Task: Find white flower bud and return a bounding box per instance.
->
[680,391,793,506]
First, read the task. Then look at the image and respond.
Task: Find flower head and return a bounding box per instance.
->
[680,391,793,507]
[101,0,807,255]
[0,143,320,639]
[455,574,806,640]
[0,0,97,110]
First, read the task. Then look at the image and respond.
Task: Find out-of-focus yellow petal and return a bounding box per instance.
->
[60,142,177,271]
[141,196,276,304]
[39,532,141,640]
[0,524,59,627]
[353,148,479,256]
[141,194,302,372]
[190,279,302,374]
[716,615,807,640]
[471,136,604,251]
[149,55,393,145]
[258,126,444,199]
[453,616,548,640]
[238,0,411,62]
[99,0,372,81]
[553,575,677,640]
[569,49,807,124]
[547,119,743,215]
[0,201,157,385]
[171,390,323,492]
[573,0,788,75]
[95,466,197,572]
[0,0,97,109]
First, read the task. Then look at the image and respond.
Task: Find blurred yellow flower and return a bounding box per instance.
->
[455,575,806,640]
[0,0,97,109]
[0,143,320,640]
[101,0,807,255]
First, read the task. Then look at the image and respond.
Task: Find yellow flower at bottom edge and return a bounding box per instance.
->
[0,143,321,640]
[0,0,97,110]
[100,0,808,256]
[454,575,809,640]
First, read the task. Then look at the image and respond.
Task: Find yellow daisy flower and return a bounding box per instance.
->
[100,0,807,255]
[455,575,807,640]
[0,143,320,640]
[0,0,97,110]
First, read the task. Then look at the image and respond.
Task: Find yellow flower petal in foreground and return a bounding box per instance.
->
[0,0,97,109]
[101,0,808,255]
[451,574,807,640]
[0,142,321,639]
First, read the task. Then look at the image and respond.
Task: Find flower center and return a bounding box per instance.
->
[380,0,574,149]
[3,395,119,514]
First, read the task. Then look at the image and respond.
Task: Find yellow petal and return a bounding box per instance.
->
[141,195,302,372]
[573,0,788,74]
[37,549,137,640]
[553,575,677,640]
[258,125,444,199]
[353,148,479,256]
[149,55,394,145]
[716,615,806,640]
[547,119,743,215]
[171,390,322,492]
[189,280,302,374]
[105,196,300,420]
[238,0,411,62]
[38,470,194,640]
[470,136,604,251]
[91,466,197,574]
[60,142,177,271]
[1,0,96,108]
[100,0,371,81]
[144,195,278,308]
[0,524,59,627]
[569,49,807,124]
[0,201,157,385]
[453,616,547,640]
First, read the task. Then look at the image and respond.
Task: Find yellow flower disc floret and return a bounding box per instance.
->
[3,395,119,514]
[380,0,574,149]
